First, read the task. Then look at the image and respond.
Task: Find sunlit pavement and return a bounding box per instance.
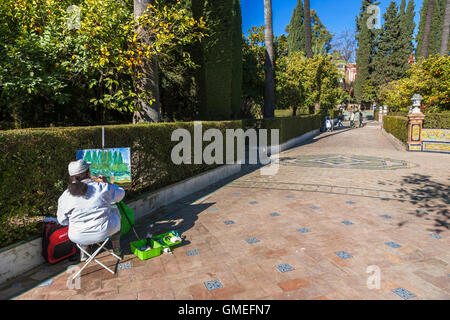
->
[8,122,450,300]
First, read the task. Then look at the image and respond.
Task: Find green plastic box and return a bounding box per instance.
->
[130,230,182,261]
[151,231,182,249]
[130,238,163,261]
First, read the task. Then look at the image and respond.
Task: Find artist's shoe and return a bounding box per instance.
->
[113,247,123,260]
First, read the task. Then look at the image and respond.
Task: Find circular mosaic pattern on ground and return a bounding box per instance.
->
[279,154,418,170]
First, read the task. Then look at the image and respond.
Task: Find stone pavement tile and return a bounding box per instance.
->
[84,288,119,300]
[277,278,310,292]
[187,283,214,300]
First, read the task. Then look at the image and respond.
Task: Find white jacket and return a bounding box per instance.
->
[57,179,125,246]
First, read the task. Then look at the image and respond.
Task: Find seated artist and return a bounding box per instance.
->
[57,159,125,261]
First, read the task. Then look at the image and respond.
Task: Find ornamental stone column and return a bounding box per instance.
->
[407,94,425,152]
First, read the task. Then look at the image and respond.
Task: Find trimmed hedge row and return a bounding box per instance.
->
[423,113,450,129]
[0,115,321,248]
[383,116,409,144]
[243,114,321,145]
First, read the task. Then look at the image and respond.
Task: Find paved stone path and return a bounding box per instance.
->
[6,122,450,300]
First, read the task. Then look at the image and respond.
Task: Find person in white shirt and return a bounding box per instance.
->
[57,160,125,261]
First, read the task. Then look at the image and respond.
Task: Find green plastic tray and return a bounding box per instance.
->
[130,231,182,260]
[130,239,162,261]
[151,231,182,249]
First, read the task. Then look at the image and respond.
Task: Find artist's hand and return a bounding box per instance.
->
[94,175,109,183]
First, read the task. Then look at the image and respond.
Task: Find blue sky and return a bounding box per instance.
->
[241,0,424,38]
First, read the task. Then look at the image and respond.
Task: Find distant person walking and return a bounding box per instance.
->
[359,110,363,127]
[337,111,344,127]
[350,111,355,128]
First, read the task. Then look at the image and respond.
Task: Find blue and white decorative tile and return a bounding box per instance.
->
[186,249,200,256]
[224,220,235,225]
[232,193,241,195]
[270,212,280,217]
[286,195,294,199]
[310,206,320,210]
[335,251,353,259]
[246,238,260,244]
[346,201,356,205]
[208,207,219,212]
[38,279,53,287]
[276,264,294,273]
[385,241,402,249]
[429,233,443,239]
[341,221,354,226]
[381,215,392,219]
[118,261,132,271]
[249,201,258,205]
[392,288,416,300]
[297,228,311,234]
[204,280,223,291]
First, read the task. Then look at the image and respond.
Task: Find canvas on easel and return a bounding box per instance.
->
[76,147,131,188]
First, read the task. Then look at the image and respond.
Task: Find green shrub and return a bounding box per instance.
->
[423,113,450,129]
[383,116,409,144]
[244,114,321,145]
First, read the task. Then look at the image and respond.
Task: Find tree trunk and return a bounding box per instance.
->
[264,0,275,118]
[441,0,450,56]
[421,0,435,58]
[132,0,161,124]
[304,0,313,59]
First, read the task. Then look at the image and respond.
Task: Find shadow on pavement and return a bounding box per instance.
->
[381,174,450,234]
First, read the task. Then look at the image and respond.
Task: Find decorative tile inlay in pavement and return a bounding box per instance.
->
[341,221,354,226]
[278,154,418,170]
[392,288,417,300]
[298,228,311,234]
[276,264,294,273]
[270,212,280,217]
[224,220,235,225]
[335,251,353,259]
[249,201,258,205]
[204,280,223,291]
[310,206,320,210]
[346,201,356,205]
[429,233,443,239]
[117,261,132,271]
[381,215,392,219]
[186,249,200,256]
[385,242,402,249]
[246,238,260,244]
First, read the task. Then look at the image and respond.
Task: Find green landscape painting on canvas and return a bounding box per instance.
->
[76,148,131,188]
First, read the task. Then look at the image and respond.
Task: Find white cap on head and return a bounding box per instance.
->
[68,160,90,176]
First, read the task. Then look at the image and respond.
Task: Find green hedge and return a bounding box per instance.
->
[383,116,409,144]
[243,114,321,145]
[423,113,450,129]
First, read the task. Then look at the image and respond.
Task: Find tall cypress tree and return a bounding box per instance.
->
[429,0,446,55]
[416,0,429,58]
[417,0,447,57]
[231,0,243,119]
[190,0,238,120]
[287,0,305,56]
[399,0,416,74]
[355,0,379,104]
[373,1,404,87]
